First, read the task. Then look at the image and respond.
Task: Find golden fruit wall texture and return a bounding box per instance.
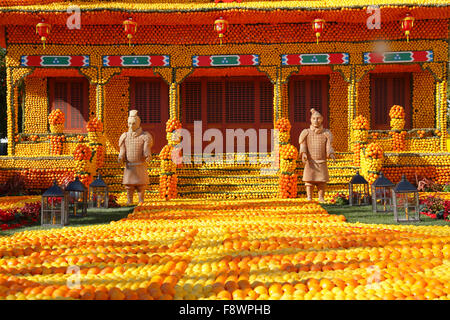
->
[3,19,449,158]
[329,72,349,152]
[103,76,129,153]
[23,77,47,134]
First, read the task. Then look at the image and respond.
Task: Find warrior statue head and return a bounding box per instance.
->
[310,108,323,128]
[128,109,141,132]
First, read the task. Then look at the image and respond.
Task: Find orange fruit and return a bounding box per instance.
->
[94,290,109,300]
[254,285,268,296]
[217,290,232,300]
[224,280,238,292]
[268,283,283,296]
[109,288,125,300]
[320,279,335,291]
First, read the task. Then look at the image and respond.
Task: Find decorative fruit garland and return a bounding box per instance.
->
[276,118,298,199]
[351,115,369,167]
[159,119,182,200]
[360,142,384,185]
[389,105,407,152]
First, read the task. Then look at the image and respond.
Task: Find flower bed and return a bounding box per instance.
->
[0,196,40,210]
[0,201,40,231]
[419,195,450,222]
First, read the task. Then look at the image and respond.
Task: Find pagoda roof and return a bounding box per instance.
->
[0,1,449,26]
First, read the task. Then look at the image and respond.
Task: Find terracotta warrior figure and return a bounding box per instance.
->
[299,108,336,203]
[118,110,153,204]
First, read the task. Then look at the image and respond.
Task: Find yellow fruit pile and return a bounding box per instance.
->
[351,115,369,167]
[49,135,65,155]
[361,143,384,185]
[275,118,291,145]
[159,120,182,200]
[277,119,297,199]
[0,199,449,300]
[389,106,407,151]
[70,119,106,187]
[48,109,65,126]
[389,105,406,120]
[352,115,370,131]
[87,122,106,170]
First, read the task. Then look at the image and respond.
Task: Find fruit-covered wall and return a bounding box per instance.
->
[5,36,448,156]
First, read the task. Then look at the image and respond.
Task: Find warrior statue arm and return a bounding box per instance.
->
[118,132,127,163]
[324,130,336,160]
[298,129,309,163]
[143,132,154,162]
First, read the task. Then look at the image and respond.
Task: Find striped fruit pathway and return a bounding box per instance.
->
[0,199,449,300]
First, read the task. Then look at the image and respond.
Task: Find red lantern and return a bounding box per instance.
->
[214,17,228,45]
[312,18,325,44]
[123,18,138,47]
[401,14,414,42]
[36,21,51,49]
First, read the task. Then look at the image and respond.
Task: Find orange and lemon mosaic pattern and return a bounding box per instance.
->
[0,199,449,300]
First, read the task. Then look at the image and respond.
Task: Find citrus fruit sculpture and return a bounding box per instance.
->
[276,118,298,199]
[159,119,183,200]
[361,142,384,185]
[0,199,449,300]
[351,115,369,167]
[389,105,407,152]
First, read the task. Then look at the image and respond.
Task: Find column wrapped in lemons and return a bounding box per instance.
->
[361,142,384,185]
[279,143,298,198]
[276,118,298,198]
[87,117,106,169]
[275,118,291,144]
[73,143,94,187]
[389,105,406,151]
[159,119,183,200]
[351,115,369,167]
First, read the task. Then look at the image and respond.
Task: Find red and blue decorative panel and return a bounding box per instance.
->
[102,55,170,67]
[21,55,90,67]
[193,55,259,67]
[282,53,349,65]
[363,51,433,64]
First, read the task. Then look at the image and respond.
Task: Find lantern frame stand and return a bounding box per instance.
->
[371,172,395,214]
[41,180,69,227]
[393,175,421,223]
[66,176,88,217]
[349,171,371,206]
[89,174,109,209]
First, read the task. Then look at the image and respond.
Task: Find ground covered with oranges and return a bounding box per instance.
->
[0,199,449,300]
